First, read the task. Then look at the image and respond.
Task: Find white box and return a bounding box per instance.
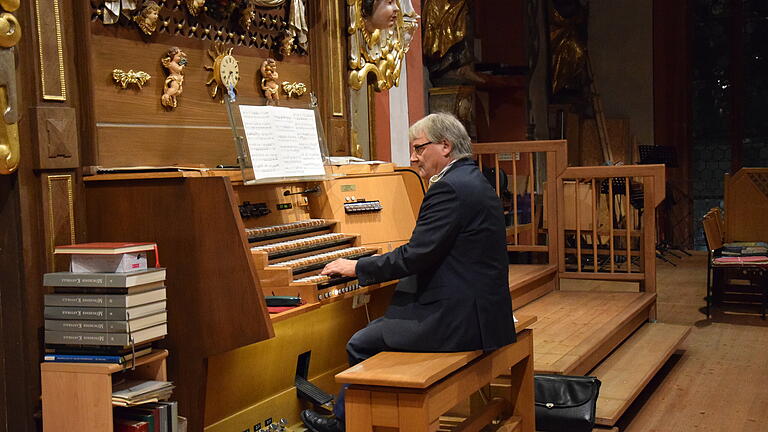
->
[69,253,148,273]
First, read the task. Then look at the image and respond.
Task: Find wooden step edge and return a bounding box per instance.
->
[547,292,657,375]
[592,323,691,426]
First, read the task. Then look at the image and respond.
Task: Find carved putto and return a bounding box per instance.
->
[348,0,419,91]
[133,0,161,36]
[260,58,280,104]
[160,47,187,109]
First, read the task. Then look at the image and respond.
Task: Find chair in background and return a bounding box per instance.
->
[702,208,768,319]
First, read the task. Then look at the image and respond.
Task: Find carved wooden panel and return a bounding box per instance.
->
[33,106,78,169]
[84,6,313,167]
[35,0,67,100]
[41,173,76,272]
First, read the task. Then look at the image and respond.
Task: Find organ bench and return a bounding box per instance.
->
[335,316,537,432]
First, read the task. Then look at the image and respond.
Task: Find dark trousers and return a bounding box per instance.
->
[334,317,394,421]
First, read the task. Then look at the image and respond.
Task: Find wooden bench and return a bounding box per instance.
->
[334,316,536,432]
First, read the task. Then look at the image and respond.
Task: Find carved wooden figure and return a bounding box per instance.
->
[260,58,280,104]
[134,0,161,36]
[161,47,187,109]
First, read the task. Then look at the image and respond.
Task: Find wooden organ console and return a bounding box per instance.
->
[83,166,423,432]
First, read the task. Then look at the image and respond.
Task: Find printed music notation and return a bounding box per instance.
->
[238,105,326,180]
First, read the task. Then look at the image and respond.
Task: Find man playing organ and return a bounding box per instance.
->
[300,113,517,432]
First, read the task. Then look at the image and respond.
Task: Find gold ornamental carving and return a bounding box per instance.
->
[112,69,151,89]
[0,0,19,174]
[281,81,306,98]
[347,0,419,91]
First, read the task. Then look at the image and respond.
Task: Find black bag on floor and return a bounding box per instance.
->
[534,374,601,432]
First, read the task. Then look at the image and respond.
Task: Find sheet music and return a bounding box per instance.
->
[238,105,326,180]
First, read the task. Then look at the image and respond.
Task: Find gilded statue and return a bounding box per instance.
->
[133,1,161,36]
[260,58,280,104]
[348,0,419,91]
[160,47,187,109]
[422,0,483,84]
[549,0,588,96]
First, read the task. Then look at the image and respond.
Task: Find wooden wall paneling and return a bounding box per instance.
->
[87,31,311,167]
[40,173,76,272]
[0,174,33,432]
[32,107,79,169]
[33,0,67,101]
[308,0,349,155]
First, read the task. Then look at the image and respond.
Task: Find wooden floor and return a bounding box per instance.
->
[563,252,768,432]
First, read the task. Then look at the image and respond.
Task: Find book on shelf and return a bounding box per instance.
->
[52,280,164,295]
[44,323,167,346]
[114,417,151,432]
[45,342,153,355]
[43,268,166,288]
[114,410,155,432]
[44,287,166,308]
[112,380,175,407]
[155,401,179,432]
[44,311,167,333]
[135,403,171,432]
[43,346,153,364]
[44,300,166,320]
[55,242,157,255]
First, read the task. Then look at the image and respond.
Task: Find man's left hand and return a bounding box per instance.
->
[321,258,357,277]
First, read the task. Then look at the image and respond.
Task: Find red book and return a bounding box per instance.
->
[55,242,156,255]
[114,418,150,432]
[55,242,160,269]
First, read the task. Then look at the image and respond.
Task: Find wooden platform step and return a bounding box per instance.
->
[508,264,558,308]
[516,290,656,375]
[591,322,691,426]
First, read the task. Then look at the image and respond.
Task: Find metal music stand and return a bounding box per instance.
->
[638,145,691,264]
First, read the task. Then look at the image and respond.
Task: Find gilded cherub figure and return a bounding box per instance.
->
[133,1,161,36]
[161,47,188,109]
[260,58,280,105]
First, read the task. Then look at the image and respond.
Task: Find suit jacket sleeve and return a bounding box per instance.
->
[356,180,461,286]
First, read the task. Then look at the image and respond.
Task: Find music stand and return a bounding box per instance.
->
[638,145,691,263]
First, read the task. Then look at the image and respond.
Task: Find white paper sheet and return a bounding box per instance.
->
[238,105,326,180]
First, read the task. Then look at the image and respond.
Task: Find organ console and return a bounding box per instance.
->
[83,166,423,431]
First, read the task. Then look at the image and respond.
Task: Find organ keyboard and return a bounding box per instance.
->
[249,221,381,303]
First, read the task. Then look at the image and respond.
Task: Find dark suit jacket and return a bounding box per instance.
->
[356,158,516,352]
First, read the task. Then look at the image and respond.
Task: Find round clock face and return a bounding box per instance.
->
[216,55,240,89]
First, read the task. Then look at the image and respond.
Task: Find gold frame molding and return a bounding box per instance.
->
[347,0,418,92]
[45,174,75,259]
[35,0,66,101]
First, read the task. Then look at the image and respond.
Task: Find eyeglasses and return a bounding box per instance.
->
[411,141,440,155]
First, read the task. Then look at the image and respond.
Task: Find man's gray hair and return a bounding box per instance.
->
[409,113,473,159]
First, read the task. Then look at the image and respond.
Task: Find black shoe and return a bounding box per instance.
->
[300,409,343,432]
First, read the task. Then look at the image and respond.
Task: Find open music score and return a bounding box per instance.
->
[247,218,382,304]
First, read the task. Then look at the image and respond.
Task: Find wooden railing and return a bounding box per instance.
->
[473,141,665,296]
[557,165,665,294]
[473,140,568,265]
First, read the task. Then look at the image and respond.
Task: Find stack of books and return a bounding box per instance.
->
[42,242,168,365]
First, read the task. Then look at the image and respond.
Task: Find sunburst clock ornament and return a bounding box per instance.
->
[204,42,240,102]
